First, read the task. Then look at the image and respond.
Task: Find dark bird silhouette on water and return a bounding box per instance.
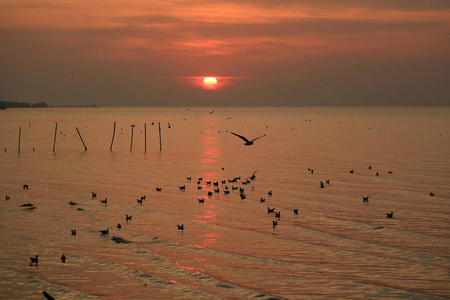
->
[320,181,325,189]
[30,255,38,265]
[268,207,275,214]
[137,198,143,205]
[198,198,205,203]
[430,192,435,197]
[117,223,122,229]
[92,192,97,198]
[156,187,162,191]
[362,196,369,203]
[126,214,132,221]
[268,190,272,196]
[5,195,10,200]
[99,229,109,236]
[275,211,281,218]
[272,220,278,228]
[294,209,298,215]
[386,212,394,218]
[230,132,266,146]
[177,224,184,230]
[179,185,185,190]
[71,229,77,235]
[23,184,29,190]
[61,254,66,263]
[101,198,108,205]
[260,197,266,203]
[43,291,55,300]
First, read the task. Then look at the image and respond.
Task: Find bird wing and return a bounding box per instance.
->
[250,134,266,142]
[230,132,250,143]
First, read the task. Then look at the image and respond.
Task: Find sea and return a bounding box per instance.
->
[0,107,449,299]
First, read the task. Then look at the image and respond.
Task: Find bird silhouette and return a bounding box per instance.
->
[61,254,66,263]
[30,255,38,265]
[230,132,266,146]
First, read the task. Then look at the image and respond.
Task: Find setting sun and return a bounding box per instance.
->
[203,77,217,87]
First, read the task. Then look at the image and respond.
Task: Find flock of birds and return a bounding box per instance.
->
[2,129,439,300]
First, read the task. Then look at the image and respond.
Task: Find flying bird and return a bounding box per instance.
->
[230,132,266,146]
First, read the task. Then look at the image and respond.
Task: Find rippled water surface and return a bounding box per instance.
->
[0,107,449,299]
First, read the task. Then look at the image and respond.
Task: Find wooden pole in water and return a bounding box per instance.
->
[53,122,57,153]
[130,125,135,151]
[158,122,162,151]
[144,123,147,153]
[110,122,116,151]
[76,127,87,151]
[18,126,21,154]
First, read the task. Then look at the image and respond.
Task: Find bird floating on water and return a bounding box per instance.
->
[99,229,109,236]
[386,212,393,218]
[61,254,66,263]
[272,220,278,228]
[30,255,38,265]
[230,132,266,146]
[177,224,184,230]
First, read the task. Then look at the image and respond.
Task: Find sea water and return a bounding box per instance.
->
[0,107,449,299]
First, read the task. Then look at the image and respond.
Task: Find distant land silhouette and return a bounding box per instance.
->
[0,100,48,109]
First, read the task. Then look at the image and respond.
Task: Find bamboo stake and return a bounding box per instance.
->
[76,127,87,151]
[158,122,162,151]
[144,123,147,153]
[53,123,57,153]
[18,126,21,154]
[110,122,116,151]
[130,125,135,152]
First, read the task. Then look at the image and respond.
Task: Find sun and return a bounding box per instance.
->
[203,77,217,88]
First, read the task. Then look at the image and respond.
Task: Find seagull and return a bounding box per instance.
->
[230,132,266,146]
[30,255,38,265]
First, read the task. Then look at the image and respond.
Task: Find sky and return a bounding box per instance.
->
[1,0,449,107]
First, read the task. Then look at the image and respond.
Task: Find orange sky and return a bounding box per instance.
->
[1,0,449,106]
